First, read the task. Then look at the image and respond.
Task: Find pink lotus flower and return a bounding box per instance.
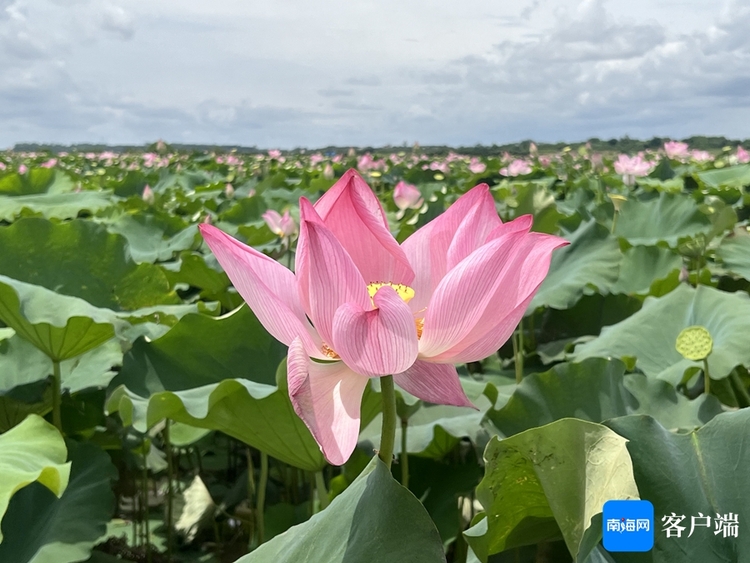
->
[737,146,750,164]
[393,181,423,211]
[142,185,155,204]
[18,164,28,175]
[263,210,298,238]
[225,183,235,198]
[500,159,532,177]
[468,158,486,174]
[691,150,713,162]
[357,153,386,173]
[664,141,689,160]
[268,149,282,160]
[0,162,6,170]
[200,170,566,465]
[40,158,57,168]
[310,153,324,166]
[613,154,654,186]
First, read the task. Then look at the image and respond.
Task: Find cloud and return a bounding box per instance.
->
[0,0,748,148]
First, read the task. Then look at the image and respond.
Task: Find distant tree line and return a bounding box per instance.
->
[11,135,749,157]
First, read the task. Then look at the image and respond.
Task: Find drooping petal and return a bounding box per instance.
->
[199,224,323,358]
[393,361,474,408]
[332,286,419,377]
[402,183,502,311]
[421,231,568,362]
[287,338,369,466]
[313,169,414,285]
[295,213,370,347]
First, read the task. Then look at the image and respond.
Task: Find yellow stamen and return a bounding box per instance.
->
[367,282,415,305]
[415,317,424,339]
[322,343,340,359]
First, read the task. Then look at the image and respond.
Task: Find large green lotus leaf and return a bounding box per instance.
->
[237,457,446,563]
[529,221,621,311]
[0,192,114,221]
[696,163,750,189]
[613,193,712,247]
[102,214,198,263]
[716,228,750,281]
[464,419,639,562]
[0,169,74,196]
[0,334,123,395]
[610,246,682,296]
[0,218,178,310]
[0,414,70,542]
[487,359,723,438]
[605,410,750,562]
[0,276,122,362]
[572,284,750,384]
[106,306,327,471]
[0,440,116,563]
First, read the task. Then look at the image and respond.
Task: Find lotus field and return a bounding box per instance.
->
[3,142,750,563]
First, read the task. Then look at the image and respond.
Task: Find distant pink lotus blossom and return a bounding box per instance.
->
[310,153,324,166]
[429,161,449,174]
[263,209,298,238]
[529,143,538,156]
[225,183,235,198]
[268,149,283,161]
[357,153,386,173]
[0,162,6,170]
[737,146,750,164]
[323,163,335,180]
[142,153,158,167]
[613,154,654,186]
[691,150,713,162]
[664,141,689,160]
[468,158,486,174]
[332,154,343,164]
[142,185,155,204]
[40,158,57,168]
[18,164,27,175]
[393,181,423,211]
[200,169,567,465]
[500,159,532,177]
[225,155,241,166]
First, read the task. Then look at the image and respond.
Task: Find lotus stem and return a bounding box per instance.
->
[314,470,329,510]
[703,358,711,395]
[51,360,62,432]
[513,326,524,384]
[378,375,397,469]
[400,418,409,488]
[256,451,268,545]
[164,420,174,561]
[611,210,619,234]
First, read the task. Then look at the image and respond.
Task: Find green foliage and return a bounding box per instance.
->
[0,415,70,541]
[237,457,446,563]
[0,145,748,563]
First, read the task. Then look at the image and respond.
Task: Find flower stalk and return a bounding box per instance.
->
[379,375,397,469]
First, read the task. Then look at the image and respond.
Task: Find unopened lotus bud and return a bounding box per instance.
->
[142,185,155,205]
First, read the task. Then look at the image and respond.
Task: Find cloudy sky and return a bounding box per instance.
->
[1,0,748,148]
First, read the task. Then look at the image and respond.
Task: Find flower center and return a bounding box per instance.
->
[320,283,424,360]
[367,282,415,304]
